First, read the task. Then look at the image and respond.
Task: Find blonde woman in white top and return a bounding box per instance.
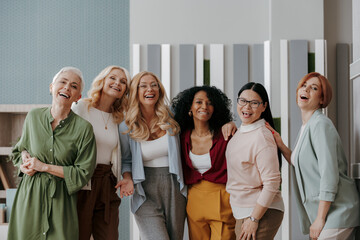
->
[72,65,134,240]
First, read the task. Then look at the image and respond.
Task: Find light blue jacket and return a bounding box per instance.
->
[119,121,187,213]
[291,109,359,234]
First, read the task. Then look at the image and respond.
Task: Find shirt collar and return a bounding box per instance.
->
[46,106,75,125]
[239,118,265,133]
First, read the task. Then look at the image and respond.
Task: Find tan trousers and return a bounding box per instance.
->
[187,180,236,240]
[235,208,283,240]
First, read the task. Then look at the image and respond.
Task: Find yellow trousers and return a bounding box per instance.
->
[186,180,236,240]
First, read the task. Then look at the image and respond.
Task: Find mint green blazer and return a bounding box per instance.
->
[291,109,359,234]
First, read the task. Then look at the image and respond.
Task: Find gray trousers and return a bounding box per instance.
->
[134,167,186,240]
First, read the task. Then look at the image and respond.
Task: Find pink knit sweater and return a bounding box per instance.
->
[226,119,283,209]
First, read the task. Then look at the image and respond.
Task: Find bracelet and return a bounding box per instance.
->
[249,216,259,223]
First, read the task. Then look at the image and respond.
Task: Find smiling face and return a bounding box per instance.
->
[50,71,82,107]
[102,68,127,100]
[137,74,160,108]
[237,89,266,125]
[297,77,323,111]
[190,90,214,123]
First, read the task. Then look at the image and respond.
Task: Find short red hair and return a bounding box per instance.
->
[296,72,332,108]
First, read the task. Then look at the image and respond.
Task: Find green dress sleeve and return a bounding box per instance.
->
[63,124,97,195]
[10,110,33,176]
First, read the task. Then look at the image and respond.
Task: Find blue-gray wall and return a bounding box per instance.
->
[1,1,131,239]
[0,0,129,104]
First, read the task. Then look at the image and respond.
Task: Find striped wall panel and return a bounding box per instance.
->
[289,39,309,239]
[147,44,161,79]
[264,41,271,101]
[336,44,350,161]
[179,44,196,92]
[233,44,249,124]
[210,44,224,91]
[132,44,140,76]
[252,44,264,85]
[280,39,290,240]
[161,44,171,98]
[196,44,204,86]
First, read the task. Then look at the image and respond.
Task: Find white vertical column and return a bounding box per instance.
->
[132,44,140,77]
[315,39,327,76]
[161,44,171,98]
[196,44,204,86]
[264,40,271,101]
[280,39,290,240]
[210,44,224,91]
[130,213,140,240]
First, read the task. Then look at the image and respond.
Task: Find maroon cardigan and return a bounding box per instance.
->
[180,129,230,185]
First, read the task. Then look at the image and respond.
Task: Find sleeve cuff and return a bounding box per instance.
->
[319,191,336,202]
[121,163,132,174]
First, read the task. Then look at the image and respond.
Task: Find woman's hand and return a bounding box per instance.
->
[239,218,258,240]
[22,157,48,172]
[115,172,134,198]
[115,178,134,198]
[19,150,37,176]
[19,163,37,176]
[264,122,283,147]
[265,122,292,164]
[21,150,31,162]
[309,217,325,240]
[222,121,237,141]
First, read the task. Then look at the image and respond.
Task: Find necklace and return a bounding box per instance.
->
[193,129,212,137]
[100,111,111,130]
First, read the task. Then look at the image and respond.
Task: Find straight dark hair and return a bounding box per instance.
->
[238,82,282,169]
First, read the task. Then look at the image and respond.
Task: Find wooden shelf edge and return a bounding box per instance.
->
[0,148,11,156]
[0,104,50,113]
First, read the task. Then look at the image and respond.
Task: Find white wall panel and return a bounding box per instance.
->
[161,44,171,98]
[196,44,204,86]
[132,44,140,77]
[210,44,224,91]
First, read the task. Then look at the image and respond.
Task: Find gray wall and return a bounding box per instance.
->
[130,0,269,101]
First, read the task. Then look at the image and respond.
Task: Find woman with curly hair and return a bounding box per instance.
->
[119,71,186,240]
[72,65,134,240]
[172,85,236,240]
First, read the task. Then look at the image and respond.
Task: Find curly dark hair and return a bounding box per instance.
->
[171,85,233,133]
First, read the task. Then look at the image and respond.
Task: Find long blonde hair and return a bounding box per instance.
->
[125,71,180,141]
[86,65,131,124]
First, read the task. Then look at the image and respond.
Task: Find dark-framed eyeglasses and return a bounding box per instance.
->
[237,98,263,109]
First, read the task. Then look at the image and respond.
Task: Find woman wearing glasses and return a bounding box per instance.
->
[266,72,359,240]
[172,86,236,240]
[119,71,186,240]
[226,82,284,240]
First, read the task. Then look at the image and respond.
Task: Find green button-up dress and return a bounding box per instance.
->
[7,107,96,240]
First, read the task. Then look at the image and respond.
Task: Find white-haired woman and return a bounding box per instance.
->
[8,67,97,240]
[119,71,187,240]
[72,65,134,240]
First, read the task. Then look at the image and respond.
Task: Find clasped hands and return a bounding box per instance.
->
[20,150,46,176]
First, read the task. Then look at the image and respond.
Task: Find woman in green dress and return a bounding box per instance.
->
[7,67,97,240]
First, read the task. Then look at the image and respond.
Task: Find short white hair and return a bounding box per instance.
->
[52,66,84,92]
